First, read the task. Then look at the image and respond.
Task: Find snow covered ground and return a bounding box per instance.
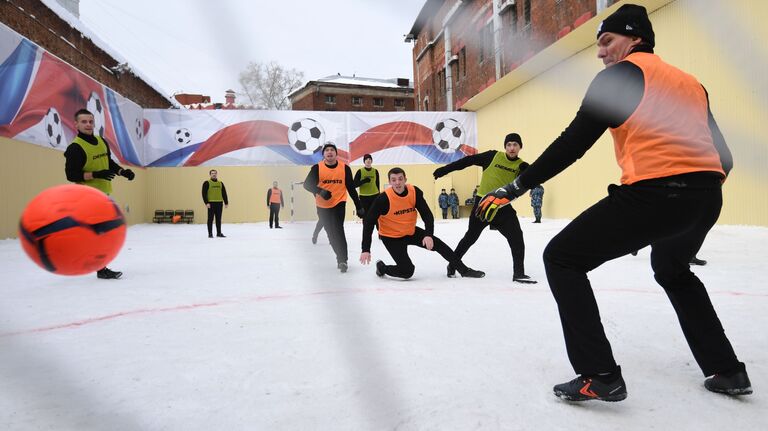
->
[0,218,766,430]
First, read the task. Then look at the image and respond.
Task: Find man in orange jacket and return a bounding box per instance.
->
[266,181,284,229]
[477,4,749,401]
[360,167,484,279]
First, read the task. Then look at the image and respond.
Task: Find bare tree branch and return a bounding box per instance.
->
[238,61,305,110]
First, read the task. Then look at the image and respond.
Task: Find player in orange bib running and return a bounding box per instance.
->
[303,143,363,273]
[359,167,484,279]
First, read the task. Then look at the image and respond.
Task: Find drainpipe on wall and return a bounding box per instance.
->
[444,25,453,111]
[492,0,503,80]
[442,1,463,112]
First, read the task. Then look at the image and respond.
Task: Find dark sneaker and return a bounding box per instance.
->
[217,233,226,238]
[96,268,122,280]
[446,263,457,278]
[690,257,707,266]
[554,374,627,402]
[338,262,348,273]
[460,268,485,278]
[375,260,386,277]
[513,274,538,284]
[705,370,753,395]
[311,235,318,244]
[276,226,283,229]
[630,250,638,256]
[208,234,213,238]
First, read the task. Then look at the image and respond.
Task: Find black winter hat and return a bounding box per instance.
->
[597,4,655,48]
[504,133,522,148]
[322,142,337,153]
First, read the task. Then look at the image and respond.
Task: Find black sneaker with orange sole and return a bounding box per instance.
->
[553,374,627,402]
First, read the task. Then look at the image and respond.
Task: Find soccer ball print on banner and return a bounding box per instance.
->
[287,118,324,156]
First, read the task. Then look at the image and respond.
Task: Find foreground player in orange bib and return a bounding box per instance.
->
[359,168,484,279]
[477,4,750,401]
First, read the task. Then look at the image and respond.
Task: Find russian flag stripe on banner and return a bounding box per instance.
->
[0,39,37,126]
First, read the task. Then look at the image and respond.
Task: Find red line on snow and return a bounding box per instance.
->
[1,286,761,338]
[0,287,437,338]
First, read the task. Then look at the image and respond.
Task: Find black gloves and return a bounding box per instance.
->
[317,189,332,200]
[120,168,135,181]
[362,177,371,184]
[433,167,448,179]
[356,206,365,218]
[92,169,116,180]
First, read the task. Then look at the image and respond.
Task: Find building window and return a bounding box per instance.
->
[502,3,518,34]
[352,96,362,106]
[460,47,466,77]
[325,95,336,104]
[480,23,493,62]
[394,99,405,107]
[441,68,447,94]
[373,98,384,107]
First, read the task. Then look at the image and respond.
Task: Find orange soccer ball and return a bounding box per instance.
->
[19,184,127,275]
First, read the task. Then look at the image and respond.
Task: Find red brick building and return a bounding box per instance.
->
[175,90,251,110]
[406,0,618,111]
[0,0,172,108]
[289,75,415,112]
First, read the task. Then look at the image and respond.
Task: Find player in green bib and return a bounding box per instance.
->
[64,108,135,279]
[354,153,380,217]
[202,169,229,238]
[433,133,536,283]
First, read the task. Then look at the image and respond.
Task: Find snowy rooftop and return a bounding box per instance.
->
[1,218,765,429]
[38,0,177,107]
[316,75,413,89]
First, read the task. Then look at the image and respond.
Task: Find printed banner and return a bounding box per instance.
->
[0,22,144,166]
[1,22,478,167]
[143,110,477,166]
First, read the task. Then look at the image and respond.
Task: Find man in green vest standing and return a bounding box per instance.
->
[64,108,135,279]
[202,169,228,238]
[353,153,380,217]
[433,132,536,283]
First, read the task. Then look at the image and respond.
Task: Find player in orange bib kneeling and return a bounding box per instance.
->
[359,167,484,279]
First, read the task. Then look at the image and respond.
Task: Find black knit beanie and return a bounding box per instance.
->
[597,4,655,48]
[322,142,337,153]
[504,133,522,148]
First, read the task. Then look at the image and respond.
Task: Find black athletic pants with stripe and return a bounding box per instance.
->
[380,227,469,279]
[454,196,526,276]
[544,172,742,377]
[317,202,348,264]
